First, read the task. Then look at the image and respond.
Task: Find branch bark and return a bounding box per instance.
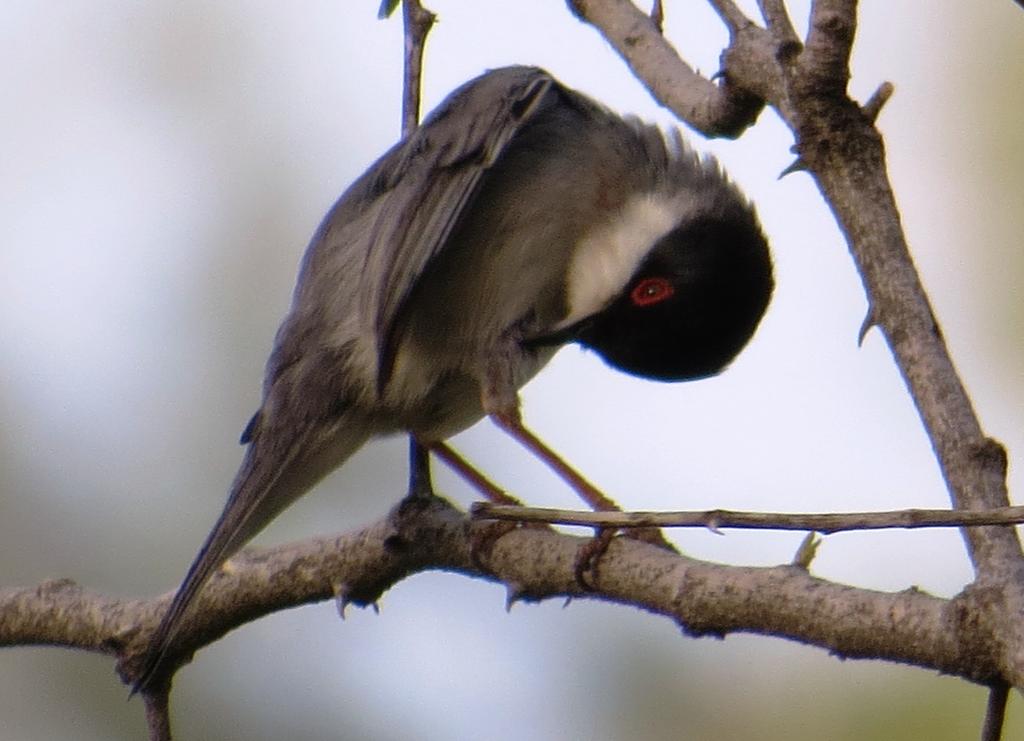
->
[566,0,764,137]
[398,0,435,136]
[473,502,1024,533]
[0,498,1008,690]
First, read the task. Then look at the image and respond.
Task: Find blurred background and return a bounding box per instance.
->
[2,1,1023,739]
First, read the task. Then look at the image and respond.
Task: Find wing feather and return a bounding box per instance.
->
[359,66,558,389]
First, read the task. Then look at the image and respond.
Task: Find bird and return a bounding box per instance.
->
[133,64,773,692]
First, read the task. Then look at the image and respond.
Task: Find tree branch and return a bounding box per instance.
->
[801,0,856,91]
[564,0,1024,695]
[398,0,436,136]
[473,503,1024,533]
[566,0,764,137]
[756,0,799,46]
[0,499,1009,690]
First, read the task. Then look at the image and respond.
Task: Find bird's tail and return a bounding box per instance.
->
[132,419,370,694]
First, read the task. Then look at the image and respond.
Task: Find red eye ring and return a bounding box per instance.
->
[630,276,675,307]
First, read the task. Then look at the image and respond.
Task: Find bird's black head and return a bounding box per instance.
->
[561,210,773,382]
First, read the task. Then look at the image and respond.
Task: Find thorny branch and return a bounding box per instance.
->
[0,498,1009,691]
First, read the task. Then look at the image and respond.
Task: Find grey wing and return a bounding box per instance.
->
[133,72,563,692]
[360,66,557,390]
[229,70,564,484]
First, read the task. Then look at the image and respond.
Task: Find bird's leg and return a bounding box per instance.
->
[489,417,677,551]
[481,346,676,585]
[393,436,438,520]
[489,411,620,512]
[422,439,536,569]
[407,435,435,499]
[427,440,523,506]
[387,436,448,551]
[480,339,620,511]
[490,410,677,577]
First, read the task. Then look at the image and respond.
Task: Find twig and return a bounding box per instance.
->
[143,691,172,741]
[862,81,894,122]
[706,0,751,34]
[399,0,436,136]
[981,683,1009,741]
[566,0,763,137]
[650,0,664,32]
[472,503,1024,533]
[791,532,821,568]
[377,0,400,18]
[757,0,800,46]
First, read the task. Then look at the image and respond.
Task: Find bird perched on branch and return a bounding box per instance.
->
[133,65,773,692]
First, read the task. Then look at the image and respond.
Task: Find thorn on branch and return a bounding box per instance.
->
[858,306,879,346]
[377,0,400,19]
[505,583,525,611]
[862,82,895,123]
[791,532,821,570]
[331,578,381,615]
[778,156,808,179]
[650,0,664,33]
[332,581,350,619]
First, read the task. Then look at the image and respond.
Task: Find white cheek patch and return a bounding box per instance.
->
[557,192,684,330]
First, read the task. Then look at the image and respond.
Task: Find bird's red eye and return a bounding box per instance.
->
[630,277,675,307]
